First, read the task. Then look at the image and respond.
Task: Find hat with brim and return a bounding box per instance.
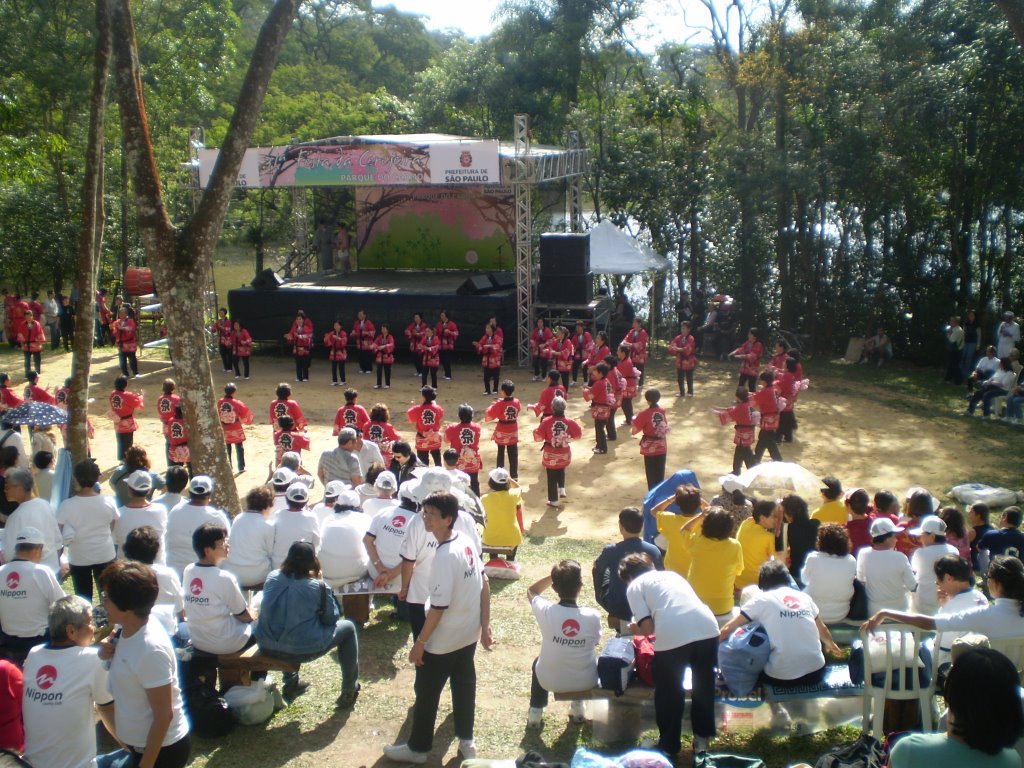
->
[869,518,903,538]
[189,475,214,495]
[285,482,309,503]
[324,480,348,498]
[126,470,154,493]
[15,526,45,546]
[909,515,946,537]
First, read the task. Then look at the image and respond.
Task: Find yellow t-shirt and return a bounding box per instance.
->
[735,518,776,588]
[812,499,847,525]
[481,487,523,548]
[682,533,743,615]
[656,511,700,577]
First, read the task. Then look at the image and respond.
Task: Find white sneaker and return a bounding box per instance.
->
[527,707,544,728]
[458,739,476,759]
[382,744,428,764]
[568,700,587,722]
[693,736,710,753]
[558,487,567,498]
[546,500,560,508]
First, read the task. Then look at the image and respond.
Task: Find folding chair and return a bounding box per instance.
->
[861,624,933,734]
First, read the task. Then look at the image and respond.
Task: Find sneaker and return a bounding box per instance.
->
[483,391,492,396]
[444,376,452,381]
[373,384,381,389]
[569,381,577,387]
[382,744,428,764]
[282,678,310,701]
[546,500,560,508]
[568,700,587,722]
[332,381,339,386]
[592,447,607,454]
[384,385,390,389]
[558,487,567,498]
[527,706,544,728]
[244,376,249,380]
[693,735,710,753]
[458,740,476,759]
[336,683,360,709]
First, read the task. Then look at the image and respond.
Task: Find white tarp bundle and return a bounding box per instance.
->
[586,219,671,275]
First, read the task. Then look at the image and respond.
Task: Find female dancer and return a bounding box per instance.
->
[532,397,582,508]
[436,310,458,380]
[285,309,314,382]
[484,380,521,479]
[407,386,444,466]
[530,318,554,381]
[405,313,427,378]
[621,318,649,387]
[419,325,440,388]
[632,388,670,488]
[571,320,594,387]
[714,387,757,476]
[667,320,697,396]
[324,320,348,386]
[444,403,484,495]
[475,324,503,396]
[231,320,253,380]
[372,322,396,389]
[729,327,764,390]
[352,309,376,374]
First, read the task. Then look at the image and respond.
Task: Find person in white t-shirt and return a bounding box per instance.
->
[721,561,840,686]
[56,458,118,601]
[2,468,62,573]
[365,490,415,592]
[856,517,916,614]
[309,479,347,529]
[908,515,960,615]
[271,483,321,569]
[320,490,371,586]
[269,466,296,517]
[151,465,188,517]
[363,471,397,516]
[164,475,230,577]
[383,491,493,765]
[96,560,190,768]
[931,555,989,669]
[223,485,276,589]
[115,469,169,559]
[0,527,65,655]
[526,560,601,729]
[620,552,720,758]
[23,595,115,768]
[181,523,253,662]
[123,526,184,637]
[800,524,858,624]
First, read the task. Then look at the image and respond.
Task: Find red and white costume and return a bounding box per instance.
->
[0,384,23,412]
[17,319,46,353]
[213,317,232,348]
[444,421,483,474]
[551,337,574,375]
[420,334,440,370]
[718,401,757,447]
[632,406,670,456]
[485,397,521,446]
[333,403,369,436]
[477,333,502,369]
[168,415,190,464]
[572,329,594,363]
[286,317,314,357]
[373,333,396,365]
[352,318,376,354]
[232,328,253,358]
[24,384,56,405]
[405,321,427,355]
[530,326,554,360]
[268,398,307,430]
[532,415,582,470]
[583,376,614,422]
[586,342,611,369]
[407,402,444,454]
[109,389,143,434]
[731,340,764,379]
[157,392,180,437]
[750,386,784,431]
[621,327,649,366]
[364,421,401,466]
[436,320,459,352]
[324,328,348,361]
[273,428,310,465]
[112,317,138,353]
[668,333,697,371]
[615,357,641,399]
[531,383,567,417]
[218,396,253,445]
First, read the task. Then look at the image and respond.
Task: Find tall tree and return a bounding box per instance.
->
[108,0,300,513]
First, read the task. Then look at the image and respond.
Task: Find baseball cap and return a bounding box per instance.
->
[285,482,310,503]
[189,475,214,495]
[15,527,45,546]
[324,480,347,498]
[399,480,418,503]
[869,518,903,538]
[909,515,946,537]
[412,467,452,502]
[126,470,154,493]
[489,467,510,485]
[271,467,296,487]
[821,476,843,495]
[374,471,397,492]
[335,490,362,510]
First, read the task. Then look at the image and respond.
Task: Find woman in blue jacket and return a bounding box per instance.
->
[255,541,360,706]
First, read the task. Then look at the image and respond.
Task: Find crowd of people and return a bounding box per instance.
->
[946,310,1024,423]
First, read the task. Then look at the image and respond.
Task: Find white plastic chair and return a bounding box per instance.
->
[861,624,933,734]
[990,637,1024,681]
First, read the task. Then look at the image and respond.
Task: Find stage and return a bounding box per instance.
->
[227,269,517,353]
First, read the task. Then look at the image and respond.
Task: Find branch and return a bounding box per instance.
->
[186,0,302,260]
[996,0,1024,46]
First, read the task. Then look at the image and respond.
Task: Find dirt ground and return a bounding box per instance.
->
[12,343,1022,767]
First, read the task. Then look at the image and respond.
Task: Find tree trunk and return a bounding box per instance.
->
[68,0,110,465]
[995,0,1024,46]
[107,0,300,514]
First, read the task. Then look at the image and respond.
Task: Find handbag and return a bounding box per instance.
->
[848,578,868,620]
[631,635,656,687]
[693,753,766,768]
[813,734,885,768]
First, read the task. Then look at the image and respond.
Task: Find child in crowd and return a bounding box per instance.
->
[631,389,669,489]
[484,380,522,480]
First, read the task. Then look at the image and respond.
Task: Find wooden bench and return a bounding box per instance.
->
[481,544,517,559]
[216,645,299,689]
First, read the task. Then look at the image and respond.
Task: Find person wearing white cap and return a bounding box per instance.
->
[996,310,1020,359]
[363,471,398,517]
[365,484,417,594]
[278,451,315,488]
[2,468,62,574]
[480,468,524,556]
[0,526,65,654]
[269,466,296,515]
[115,469,169,561]
[55,459,118,601]
[223,485,276,589]
[271,482,321,570]
[320,491,371,588]
[909,516,959,615]
[164,476,230,578]
[310,479,348,528]
[855,517,916,614]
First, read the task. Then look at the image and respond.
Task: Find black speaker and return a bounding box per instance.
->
[540,233,590,276]
[538,273,593,305]
[456,274,494,295]
[251,268,284,290]
[489,272,516,290]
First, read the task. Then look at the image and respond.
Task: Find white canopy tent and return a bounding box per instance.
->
[587,219,671,275]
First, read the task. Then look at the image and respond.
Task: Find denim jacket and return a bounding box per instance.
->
[254,570,340,656]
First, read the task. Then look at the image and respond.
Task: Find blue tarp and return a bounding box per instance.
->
[641,469,700,544]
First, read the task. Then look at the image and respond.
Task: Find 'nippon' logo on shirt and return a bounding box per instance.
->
[1,570,26,598]
[25,664,63,704]
[36,665,58,690]
[779,593,812,619]
[185,577,210,605]
[5,572,19,589]
[561,619,580,638]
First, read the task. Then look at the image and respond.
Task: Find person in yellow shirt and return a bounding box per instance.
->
[653,483,704,577]
[812,476,847,525]
[736,500,779,589]
[679,508,743,621]
[481,468,525,556]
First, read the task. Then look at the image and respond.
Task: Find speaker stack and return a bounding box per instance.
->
[251,269,284,290]
[538,233,592,305]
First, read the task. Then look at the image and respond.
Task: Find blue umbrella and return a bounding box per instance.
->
[2,400,68,426]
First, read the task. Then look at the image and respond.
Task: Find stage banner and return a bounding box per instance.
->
[198,140,500,188]
[355,185,515,270]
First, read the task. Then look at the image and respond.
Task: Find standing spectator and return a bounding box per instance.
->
[944,315,965,384]
[313,220,334,272]
[960,308,981,380]
[18,309,46,377]
[108,375,143,462]
[0,527,65,655]
[372,322,396,389]
[856,517,915,614]
[620,553,719,758]
[383,492,492,764]
[95,561,191,768]
[996,311,1021,359]
[483,381,521,479]
[285,309,313,382]
[532,397,582,508]
[56,459,118,600]
[43,290,60,350]
[436,310,458,380]
[58,294,75,352]
[324,320,348,386]
[667,321,697,397]
[22,595,115,768]
[164,475,230,577]
[3,469,62,573]
[801,524,857,624]
[218,382,253,473]
[526,560,600,727]
[212,308,232,372]
[352,309,376,374]
[631,388,669,487]
[231,320,253,380]
[335,222,352,272]
[109,446,164,508]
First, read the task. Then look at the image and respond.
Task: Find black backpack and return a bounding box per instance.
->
[184,682,235,738]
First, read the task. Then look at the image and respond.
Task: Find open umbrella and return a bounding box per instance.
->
[724,462,821,501]
[1,400,68,426]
